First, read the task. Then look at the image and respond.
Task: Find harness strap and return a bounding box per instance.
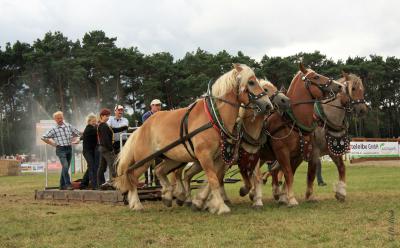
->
[180,102,198,160]
[126,122,213,173]
[285,108,317,133]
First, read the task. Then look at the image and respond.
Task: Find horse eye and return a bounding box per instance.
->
[352,87,356,91]
[248,81,255,86]
[313,76,320,80]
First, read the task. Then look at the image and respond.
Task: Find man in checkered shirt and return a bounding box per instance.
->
[42,111,81,190]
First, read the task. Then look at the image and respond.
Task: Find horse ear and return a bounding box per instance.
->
[299,62,307,74]
[342,70,350,80]
[280,86,287,94]
[232,63,243,72]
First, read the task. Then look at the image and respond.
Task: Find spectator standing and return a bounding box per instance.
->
[41,111,81,190]
[107,105,129,154]
[79,113,99,189]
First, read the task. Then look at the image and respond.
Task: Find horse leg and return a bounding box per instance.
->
[306,159,318,201]
[128,163,150,211]
[306,150,319,201]
[183,161,203,207]
[332,155,346,202]
[271,170,282,201]
[239,166,252,197]
[274,149,295,206]
[251,161,264,208]
[172,166,187,206]
[218,162,231,204]
[286,156,302,206]
[155,159,182,207]
[194,156,230,215]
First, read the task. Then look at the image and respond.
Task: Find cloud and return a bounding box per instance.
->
[1,0,399,60]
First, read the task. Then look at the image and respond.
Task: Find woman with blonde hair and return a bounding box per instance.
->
[80,113,98,189]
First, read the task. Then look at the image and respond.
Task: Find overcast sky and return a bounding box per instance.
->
[1,0,399,61]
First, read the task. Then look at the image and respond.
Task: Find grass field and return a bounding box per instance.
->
[0,162,399,248]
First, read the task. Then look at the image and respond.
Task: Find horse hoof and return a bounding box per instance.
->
[224,199,232,205]
[335,192,346,202]
[239,187,249,197]
[132,204,144,211]
[278,195,288,205]
[184,201,192,207]
[175,199,185,206]
[162,198,173,208]
[287,198,299,207]
[191,200,203,211]
[217,204,231,215]
[252,204,263,210]
[249,193,255,202]
[273,194,280,201]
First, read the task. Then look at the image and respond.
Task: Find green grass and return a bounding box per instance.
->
[0,163,399,248]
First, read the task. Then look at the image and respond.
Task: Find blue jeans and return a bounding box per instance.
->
[56,146,72,188]
[82,149,98,188]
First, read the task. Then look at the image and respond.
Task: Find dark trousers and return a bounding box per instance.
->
[56,146,72,189]
[97,146,116,186]
[81,149,98,188]
[316,159,325,184]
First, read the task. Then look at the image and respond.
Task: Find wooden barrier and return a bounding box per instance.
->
[0,160,20,176]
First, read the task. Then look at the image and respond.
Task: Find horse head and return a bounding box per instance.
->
[259,79,290,112]
[232,63,273,115]
[299,63,343,99]
[340,72,368,117]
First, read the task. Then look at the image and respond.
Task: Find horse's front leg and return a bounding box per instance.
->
[306,151,319,201]
[275,149,297,207]
[172,166,186,206]
[332,155,346,202]
[250,161,264,208]
[193,156,230,215]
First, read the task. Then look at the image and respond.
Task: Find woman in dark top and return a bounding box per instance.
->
[80,113,98,189]
[97,108,128,189]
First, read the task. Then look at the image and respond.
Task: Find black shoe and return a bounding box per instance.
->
[79,184,88,190]
[100,181,115,190]
[318,182,327,186]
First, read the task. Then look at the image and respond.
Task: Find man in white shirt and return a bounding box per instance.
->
[107,105,129,154]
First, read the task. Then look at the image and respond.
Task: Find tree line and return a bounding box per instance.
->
[1,30,399,154]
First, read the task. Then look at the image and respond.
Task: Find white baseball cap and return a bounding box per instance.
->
[150,99,162,105]
[114,105,124,111]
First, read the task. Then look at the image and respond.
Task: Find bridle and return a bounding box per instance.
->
[343,80,366,107]
[301,71,337,100]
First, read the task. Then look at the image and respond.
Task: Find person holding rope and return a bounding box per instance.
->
[142,99,162,186]
[41,111,81,190]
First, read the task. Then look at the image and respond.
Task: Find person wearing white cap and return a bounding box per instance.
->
[142,99,162,123]
[141,99,162,186]
[107,104,129,154]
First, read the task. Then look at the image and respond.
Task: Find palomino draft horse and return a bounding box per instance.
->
[115,64,272,214]
[260,64,343,206]
[306,72,367,202]
[178,79,290,208]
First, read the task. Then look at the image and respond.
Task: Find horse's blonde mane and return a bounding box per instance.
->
[212,64,255,98]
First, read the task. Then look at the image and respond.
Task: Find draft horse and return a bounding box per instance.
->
[115,64,273,214]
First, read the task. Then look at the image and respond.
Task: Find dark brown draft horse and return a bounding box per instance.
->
[116,64,272,214]
[260,64,343,206]
[306,72,367,202]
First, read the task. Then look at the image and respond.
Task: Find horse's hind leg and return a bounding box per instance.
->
[332,155,346,202]
[183,162,202,207]
[155,159,181,207]
[172,166,186,206]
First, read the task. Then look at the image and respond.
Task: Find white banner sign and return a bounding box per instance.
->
[349,142,400,158]
[20,162,45,173]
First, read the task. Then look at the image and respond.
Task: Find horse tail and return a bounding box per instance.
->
[114,131,138,192]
